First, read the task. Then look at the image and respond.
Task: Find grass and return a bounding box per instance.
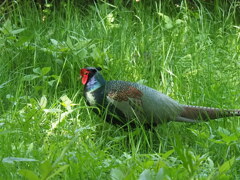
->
[0,0,240,179]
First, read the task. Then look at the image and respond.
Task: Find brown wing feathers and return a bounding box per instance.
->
[108,86,143,101]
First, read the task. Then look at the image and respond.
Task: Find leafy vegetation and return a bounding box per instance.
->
[0,1,240,179]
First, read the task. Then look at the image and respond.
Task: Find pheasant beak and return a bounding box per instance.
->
[80,69,90,85]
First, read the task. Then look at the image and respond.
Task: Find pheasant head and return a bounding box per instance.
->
[80,67,105,91]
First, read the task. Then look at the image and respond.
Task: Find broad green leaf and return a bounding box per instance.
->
[210,139,224,144]
[139,169,155,180]
[51,75,60,80]
[16,33,33,46]
[6,35,17,41]
[155,168,166,180]
[59,47,69,52]
[18,169,40,180]
[218,127,230,136]
[218,174,231,180]
[60,95,73,111]
[162,149,174,159]
[73,38,91,49]
[39,96,47,109]
[218,157,235,174]
[22,74,39,81]
[11,28,26,35]
[143,160,154,169]
[175,19,184,25]
[106,13,115,24]
[34,86,44,92]
[1,19,12,35]
[33,67,41,74]
[48,80,56,86]
[90,47,101,61]
[66,36,73,49]
[41,67,51,76]
[222,134,238,144]
[207,157,215,170]
[110,168,125,180]
[50,38,58,46]
[40,160,53,179]
[158,13,173,29]
[77,48,88,58]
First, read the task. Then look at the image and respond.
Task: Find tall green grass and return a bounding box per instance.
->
[0,1,239,179]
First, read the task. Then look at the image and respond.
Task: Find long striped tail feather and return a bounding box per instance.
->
[176,105,240,122]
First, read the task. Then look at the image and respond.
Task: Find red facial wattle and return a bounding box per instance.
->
[80,69,90,85]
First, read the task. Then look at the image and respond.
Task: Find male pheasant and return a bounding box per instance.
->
[80,67,240,127]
